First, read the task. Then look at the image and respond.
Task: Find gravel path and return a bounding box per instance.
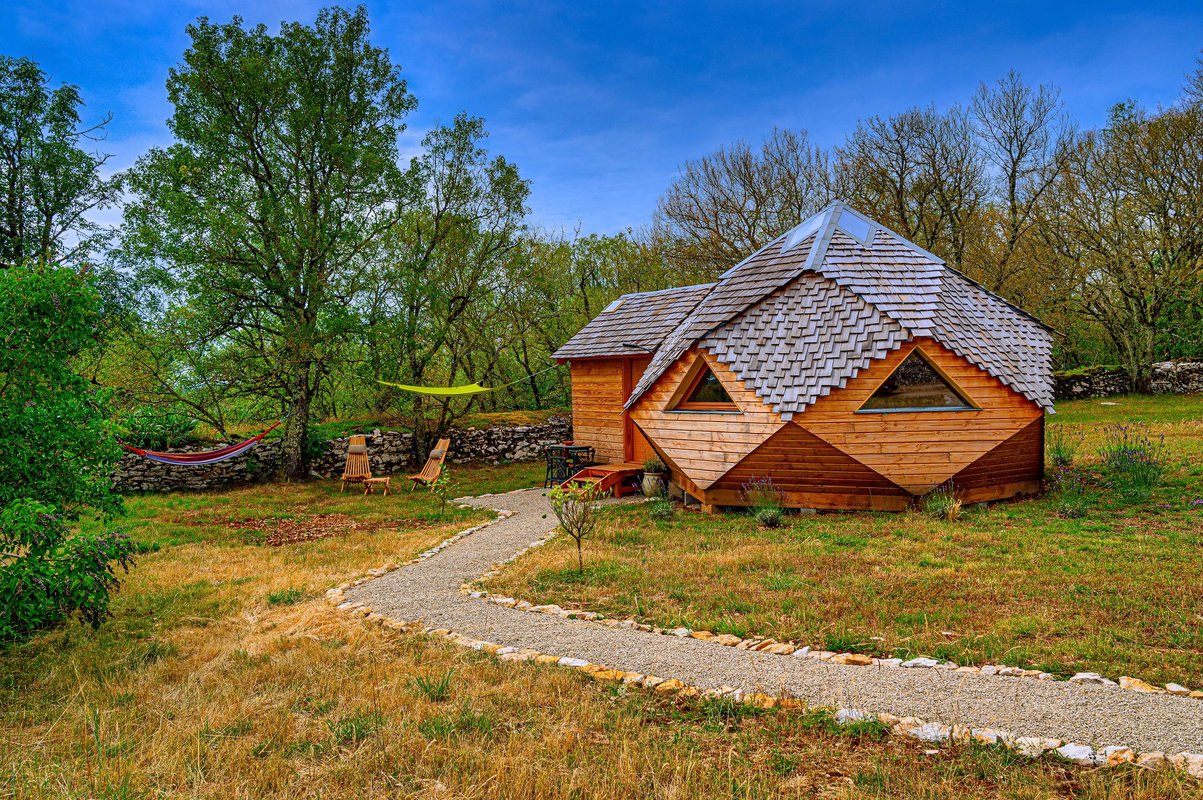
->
[348,489,1203,754]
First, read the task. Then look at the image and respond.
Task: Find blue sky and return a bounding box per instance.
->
[3,1,1201,234]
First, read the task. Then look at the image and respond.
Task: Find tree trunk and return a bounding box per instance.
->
[281,373,312,480]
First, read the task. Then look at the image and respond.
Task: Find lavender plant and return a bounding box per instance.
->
[1098,423,1168,502]
[1050,466,1095,518]
[923,484,963,521]
[741,476,785,528]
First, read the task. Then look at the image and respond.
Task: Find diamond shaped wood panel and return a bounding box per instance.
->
[794,338,1043,494]
[628,349,784,490]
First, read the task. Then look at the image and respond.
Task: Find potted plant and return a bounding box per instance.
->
[642,457,667,498]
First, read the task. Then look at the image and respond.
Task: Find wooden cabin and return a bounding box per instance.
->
[553,202,1054,511]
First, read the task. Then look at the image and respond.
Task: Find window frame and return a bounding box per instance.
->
[669,357,740,413]
[855,348,979,414]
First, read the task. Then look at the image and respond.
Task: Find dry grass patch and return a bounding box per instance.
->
[486,396,1203,687]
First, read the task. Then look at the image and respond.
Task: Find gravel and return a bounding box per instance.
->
[348,489,1203,754]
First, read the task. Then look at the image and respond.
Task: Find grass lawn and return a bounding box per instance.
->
[486,395,1203,689]
[1,426,1199,798]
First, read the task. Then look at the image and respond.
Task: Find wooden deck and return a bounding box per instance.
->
[561,462,643,498]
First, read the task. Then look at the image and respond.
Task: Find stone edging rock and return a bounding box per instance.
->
[323,497,1203,779]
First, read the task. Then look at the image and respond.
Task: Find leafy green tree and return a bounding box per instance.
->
[0,56,119,268]
[0,264,134,641]
[1043,102,1203,390]
[120,7,417,477]
[354,114,529,454]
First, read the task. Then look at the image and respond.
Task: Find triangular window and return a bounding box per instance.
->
[858,351,975,412]
[674,363,737,411]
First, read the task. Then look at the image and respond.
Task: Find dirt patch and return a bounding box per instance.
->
[228,514,426,546]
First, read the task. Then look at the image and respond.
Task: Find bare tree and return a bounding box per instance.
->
[653,128,834,276]
[970,70,1073,294]
[836,105,986,270]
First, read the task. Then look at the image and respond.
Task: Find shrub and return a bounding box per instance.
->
[548,484,602,572]
[741,476,784,528]
[1050,466,1095,518]
[0,500,136,640]
[923,484,962,521]
[642,457,665,473]
[1045,424,1082,468]
[1098,423,1168,502]
[648,498,673,521]
[117,407,199,450]
[1,265,134,641]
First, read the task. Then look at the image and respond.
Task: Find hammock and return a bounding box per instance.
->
[376,365,560,397]
[377,379,492,396]
[121,420,284,466]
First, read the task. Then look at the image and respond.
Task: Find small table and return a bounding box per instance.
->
[363,477,391,496]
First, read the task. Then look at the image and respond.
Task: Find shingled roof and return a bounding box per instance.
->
[552,283,714,360]
[619,202,1054,414]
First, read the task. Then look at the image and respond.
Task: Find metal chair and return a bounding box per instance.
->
[544,446,572,488]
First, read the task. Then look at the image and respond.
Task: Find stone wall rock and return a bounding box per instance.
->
[1054,360,1203,401]
[113,415,572,493]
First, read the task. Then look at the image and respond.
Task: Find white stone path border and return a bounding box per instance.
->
[332,489,1203,778]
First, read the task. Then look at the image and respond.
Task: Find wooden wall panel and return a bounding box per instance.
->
[629,349,783,488]
[796,338,1043,494]
[712,422,908,494]
[949,416,1044,497]
[569,359,626,464]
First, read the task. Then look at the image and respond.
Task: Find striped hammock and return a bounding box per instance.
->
[121,420,283,465]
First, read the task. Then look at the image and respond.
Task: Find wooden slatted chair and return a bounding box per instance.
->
[341,435,392,495]
[410,438,451,490]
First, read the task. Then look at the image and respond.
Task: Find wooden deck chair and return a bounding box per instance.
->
[341,435,392,495]
[410,438,451,490]
[341,436,372,493]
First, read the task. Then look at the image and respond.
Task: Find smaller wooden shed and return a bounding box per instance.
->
[554,202,1054,511]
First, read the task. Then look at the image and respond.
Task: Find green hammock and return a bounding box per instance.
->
[377,379,493,396]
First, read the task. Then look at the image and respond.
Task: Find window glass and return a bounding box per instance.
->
[860,351,973,411]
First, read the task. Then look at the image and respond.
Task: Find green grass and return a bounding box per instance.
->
[488,394,1203,687]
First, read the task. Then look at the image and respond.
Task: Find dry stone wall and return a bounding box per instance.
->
[113,415,571,493]
[1054,360,1203,401]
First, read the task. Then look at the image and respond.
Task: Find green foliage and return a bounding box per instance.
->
[413,670,455,703]
[0,56,120,268]
[1049,467,1095,519]
[0,265,135,641]
[741,477,784,528]
[1045,424,1082,469]
[428,465,459,516]
[117,407,198,450]
[922,484,963,521]
[1098,422,1169,502]
[120,7,418,478]
[325,709,383,746]
[266,588,304,606]
[642,458,665,473]
[648,498,674,521]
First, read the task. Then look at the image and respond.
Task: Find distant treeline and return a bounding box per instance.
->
[1,7,1201,473]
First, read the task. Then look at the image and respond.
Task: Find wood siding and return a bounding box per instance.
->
[708,422,910,510]
[628,349,784,489]
[569,359,626,464]
[794,338,1043,494]
[948,416,1044,501]
[569,356,652,464]
[576,339,1044,510]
